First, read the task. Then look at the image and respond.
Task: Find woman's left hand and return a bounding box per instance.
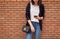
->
[34,16,43,20]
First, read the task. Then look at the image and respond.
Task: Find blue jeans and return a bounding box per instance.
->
[26,21,41,39]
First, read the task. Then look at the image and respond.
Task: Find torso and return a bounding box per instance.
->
[30,2,40,22]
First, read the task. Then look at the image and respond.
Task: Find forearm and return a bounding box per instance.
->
[27,20,35,32]
[27,20,33,27]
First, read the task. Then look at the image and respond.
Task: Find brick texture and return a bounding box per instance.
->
[0,0,60,39]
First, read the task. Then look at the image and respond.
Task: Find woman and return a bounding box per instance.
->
[25,0,45,39]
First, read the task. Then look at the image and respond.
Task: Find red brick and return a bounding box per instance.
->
[0,0,60,39]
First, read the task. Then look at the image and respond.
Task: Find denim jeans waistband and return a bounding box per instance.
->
[31,21,39,24]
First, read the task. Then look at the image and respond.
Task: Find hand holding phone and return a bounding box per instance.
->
[34,15,37,17]
[34,15,39,20]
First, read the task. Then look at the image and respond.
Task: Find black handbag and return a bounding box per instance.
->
[22,25,31,32]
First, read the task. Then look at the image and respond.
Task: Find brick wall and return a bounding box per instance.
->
[0,0,60,39]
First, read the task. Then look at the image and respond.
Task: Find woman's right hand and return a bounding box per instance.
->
[27,20,35,32]
[30,26,35,32]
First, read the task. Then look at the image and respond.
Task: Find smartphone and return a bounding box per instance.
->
[34,16,37,17]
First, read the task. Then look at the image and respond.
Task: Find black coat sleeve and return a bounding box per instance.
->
[39,4,45,19]
[39,4,45,31]
[25,3,30,20]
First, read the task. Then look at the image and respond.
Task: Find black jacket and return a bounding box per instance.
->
[25,2,45,31]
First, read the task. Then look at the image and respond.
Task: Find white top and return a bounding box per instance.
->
[30,2,40,22]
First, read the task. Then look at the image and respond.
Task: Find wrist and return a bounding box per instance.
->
[39,17,43,20]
